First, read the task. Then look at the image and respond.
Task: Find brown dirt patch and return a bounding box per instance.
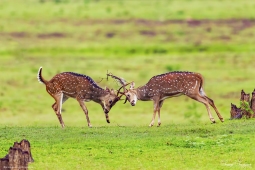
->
[2,19,255,42]
[37,32,66,39]
[105,32,115,38]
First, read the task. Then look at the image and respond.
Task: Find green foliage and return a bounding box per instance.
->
[165,64,181,72]
[240,101,251,112]
[240,101,254,116]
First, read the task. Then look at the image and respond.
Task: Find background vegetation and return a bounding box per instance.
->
[0,0,255,169]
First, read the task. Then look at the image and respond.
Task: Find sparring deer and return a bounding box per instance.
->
[108,71,224,127]
[37,67,122,128]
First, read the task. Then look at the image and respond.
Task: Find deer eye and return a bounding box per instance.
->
[127,94,130,98]
[109,100,112,104]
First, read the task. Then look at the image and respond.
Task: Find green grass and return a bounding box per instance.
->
[0,0,255,20]
[0,0,255,57]
[1,0,255,169]
[0,121,255,170]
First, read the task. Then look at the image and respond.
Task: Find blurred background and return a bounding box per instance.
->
[0,0,255,127]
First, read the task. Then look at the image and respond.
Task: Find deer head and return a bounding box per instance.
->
[121,82,138,106]
[107,73,137,106]
[101,87,121,114]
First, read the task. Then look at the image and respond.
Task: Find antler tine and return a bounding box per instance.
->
[106,73,129,97]
[107,73,126,86]
[116,82,132,97]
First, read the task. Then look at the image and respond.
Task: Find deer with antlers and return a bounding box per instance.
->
[108,71,224,127]
[37,67,122,128]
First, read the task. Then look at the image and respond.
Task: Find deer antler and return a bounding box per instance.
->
[107,73,126,86]
[106,72,130,98]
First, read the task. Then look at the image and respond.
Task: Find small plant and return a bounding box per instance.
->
[240,100,254,118]
[165,64,180,72]
[230,89,255,119]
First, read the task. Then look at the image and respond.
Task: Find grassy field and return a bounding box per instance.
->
[0,0,255,169]
[0,121,255,170]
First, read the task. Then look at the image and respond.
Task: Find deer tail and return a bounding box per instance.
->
[37,67,47,85]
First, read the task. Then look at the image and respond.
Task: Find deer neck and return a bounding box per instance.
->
[89,87,107,103]
[136,86,151,101]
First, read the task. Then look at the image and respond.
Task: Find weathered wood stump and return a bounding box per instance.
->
[230,103,242,119]
[0,139,33,170]
[250,89,255,118]
[230,89,255,119]
[240,90,254,118]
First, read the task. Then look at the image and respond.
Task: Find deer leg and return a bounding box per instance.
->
[51,93,65,128]
[149,100,159,127]
[157,100,164,127]
[77,99,92,128]
[188,94,216,123]
[205,96,224,122]
[52,102,57,112]
[52,95,69,112]
[105,113,110,123]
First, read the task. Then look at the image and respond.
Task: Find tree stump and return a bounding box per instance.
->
[230,103,242,119]
[0,139,33,170]
[230,89,255,119]
[240,91,253,118]
[250,89,255,118]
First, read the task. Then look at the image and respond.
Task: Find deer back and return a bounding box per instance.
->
[46,72,105,99]
[139,71,203,98]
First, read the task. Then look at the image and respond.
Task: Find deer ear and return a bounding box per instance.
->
[130,81,135,89]
[110,89,115,94]
[105,87,110,92]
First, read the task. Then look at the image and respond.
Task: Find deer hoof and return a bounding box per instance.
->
[157,123,161,127]
[149,124,153,127]
[220,118,224,122]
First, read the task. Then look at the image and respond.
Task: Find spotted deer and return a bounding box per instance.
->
[108,71,224,127]
[37,67,121,128]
